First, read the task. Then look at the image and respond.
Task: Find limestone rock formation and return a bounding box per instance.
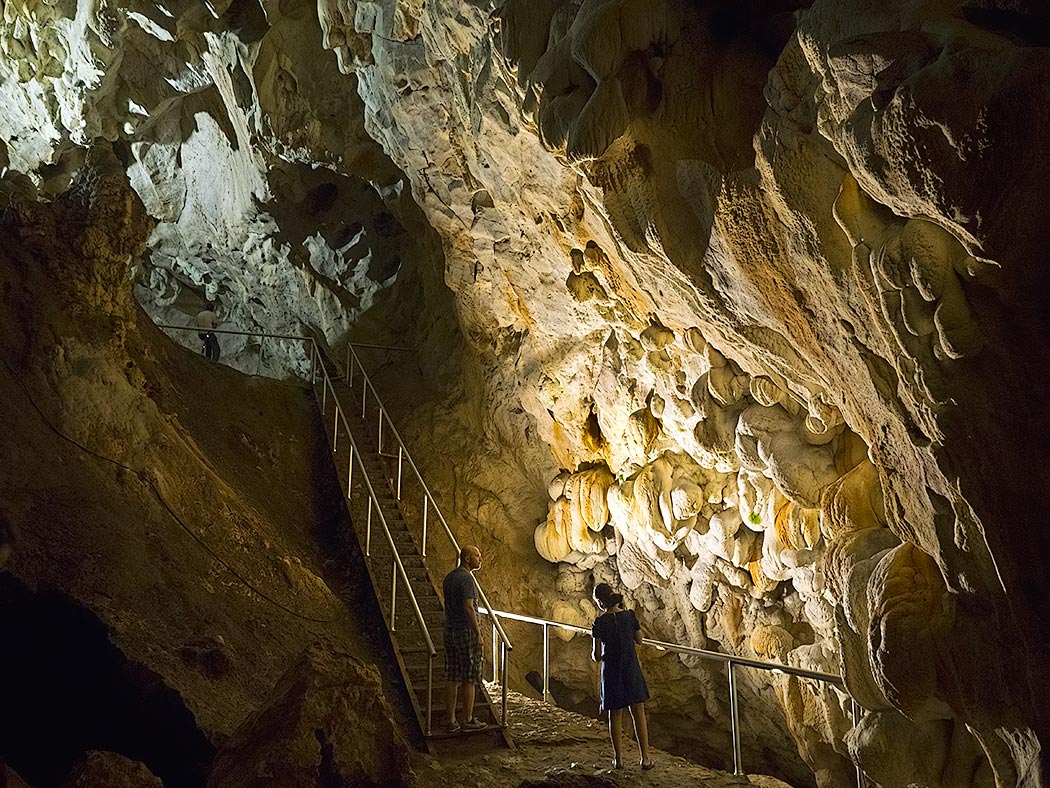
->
[62,751,164,788]
[208,642,414,788]
[2,0,1049,785]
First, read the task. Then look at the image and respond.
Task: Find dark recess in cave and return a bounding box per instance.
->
[305,181,340,216]
[0,575,214,787]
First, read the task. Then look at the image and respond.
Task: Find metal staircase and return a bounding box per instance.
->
[308,344,513,750]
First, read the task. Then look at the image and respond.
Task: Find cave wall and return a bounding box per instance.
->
[1,0,1048,785]
[315,1,1050,784]
[0,144,401,783]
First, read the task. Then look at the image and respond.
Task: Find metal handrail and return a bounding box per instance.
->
[309,345,439,733]
[157,324,313,342]
[479,606,863,787]
[479,607,841,682]
[344,342,515,723]
[348,342,413,352]
[344,345,513,648]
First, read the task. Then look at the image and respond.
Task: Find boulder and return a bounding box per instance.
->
[62,751,163,788]
[208,643,414,788]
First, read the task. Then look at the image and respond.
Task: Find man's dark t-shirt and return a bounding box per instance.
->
[443,567,477,629]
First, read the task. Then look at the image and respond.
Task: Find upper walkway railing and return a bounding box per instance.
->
[156,322,866,785]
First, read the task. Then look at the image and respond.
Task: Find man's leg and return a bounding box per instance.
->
[462,680,476,722]
[445,680,459,728]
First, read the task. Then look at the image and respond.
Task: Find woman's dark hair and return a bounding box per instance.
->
[593,582,624,611]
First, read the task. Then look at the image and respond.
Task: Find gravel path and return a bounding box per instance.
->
[414,688,797,787]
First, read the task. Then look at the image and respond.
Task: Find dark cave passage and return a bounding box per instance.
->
[0,575,214,787]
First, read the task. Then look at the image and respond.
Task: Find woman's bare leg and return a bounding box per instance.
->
[628,702,652,765]
[608,708,624,766]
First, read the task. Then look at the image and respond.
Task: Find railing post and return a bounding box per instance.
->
[542,622,550,703]
[365,498,372,557]
[390,556,397,631]
[347,444,354,489]
[426,651,433,736]
[332,406,339,453]
[728,661,743,775]
[491,619,498,683]
[361,377,367,419]
[421,497,428,559]
[322,374,328,415]
[377,409,384,453]
[310,341,316,386]
[345,343,351,381]
[397,446,403,499]
[500,639,508,725]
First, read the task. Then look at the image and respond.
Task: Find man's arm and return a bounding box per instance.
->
[464,597,480,636]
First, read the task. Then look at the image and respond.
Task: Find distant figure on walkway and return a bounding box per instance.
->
[443,545,487,734]
[195,303,220,361]
[591,582,654,770]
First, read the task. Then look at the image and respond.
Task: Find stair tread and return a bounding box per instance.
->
[426,722,504,740]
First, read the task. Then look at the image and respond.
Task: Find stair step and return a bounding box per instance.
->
[427,725,502,740]
[392,595,442,610]
[414,701,499,725]
[370,561,429,578]
[400,644,438,655]
[403,652,444,669]
[391,609,443,624]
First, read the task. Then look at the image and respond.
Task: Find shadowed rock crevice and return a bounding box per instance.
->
[0,575,215,787]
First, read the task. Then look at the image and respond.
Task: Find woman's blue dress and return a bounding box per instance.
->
[592,609,650,711]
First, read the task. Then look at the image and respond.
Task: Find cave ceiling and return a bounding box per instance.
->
[1,0,1049,785]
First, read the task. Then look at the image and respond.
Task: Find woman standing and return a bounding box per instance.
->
[591,582,655,770]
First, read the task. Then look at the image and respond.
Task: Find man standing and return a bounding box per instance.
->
[443,545,487,733]
[195,302,220,361]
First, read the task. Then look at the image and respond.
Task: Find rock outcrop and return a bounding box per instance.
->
[62,751,164,788]
[208,642,414,788]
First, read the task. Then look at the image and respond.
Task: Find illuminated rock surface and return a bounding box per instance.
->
[2,0,1049,785]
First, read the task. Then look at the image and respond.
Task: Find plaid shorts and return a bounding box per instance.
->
[444,627,482,683]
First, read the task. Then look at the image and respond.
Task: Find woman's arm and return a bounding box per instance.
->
[592,636,603,662]
[633,610,643,645]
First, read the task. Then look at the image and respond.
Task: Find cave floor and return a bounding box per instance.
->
[414,687,793,788]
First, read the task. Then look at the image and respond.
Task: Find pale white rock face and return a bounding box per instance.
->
[3,0,1050,785]
[1,0,416,374]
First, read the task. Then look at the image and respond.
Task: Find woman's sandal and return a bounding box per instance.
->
[611,759,624,770]
[641,760,656,770]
